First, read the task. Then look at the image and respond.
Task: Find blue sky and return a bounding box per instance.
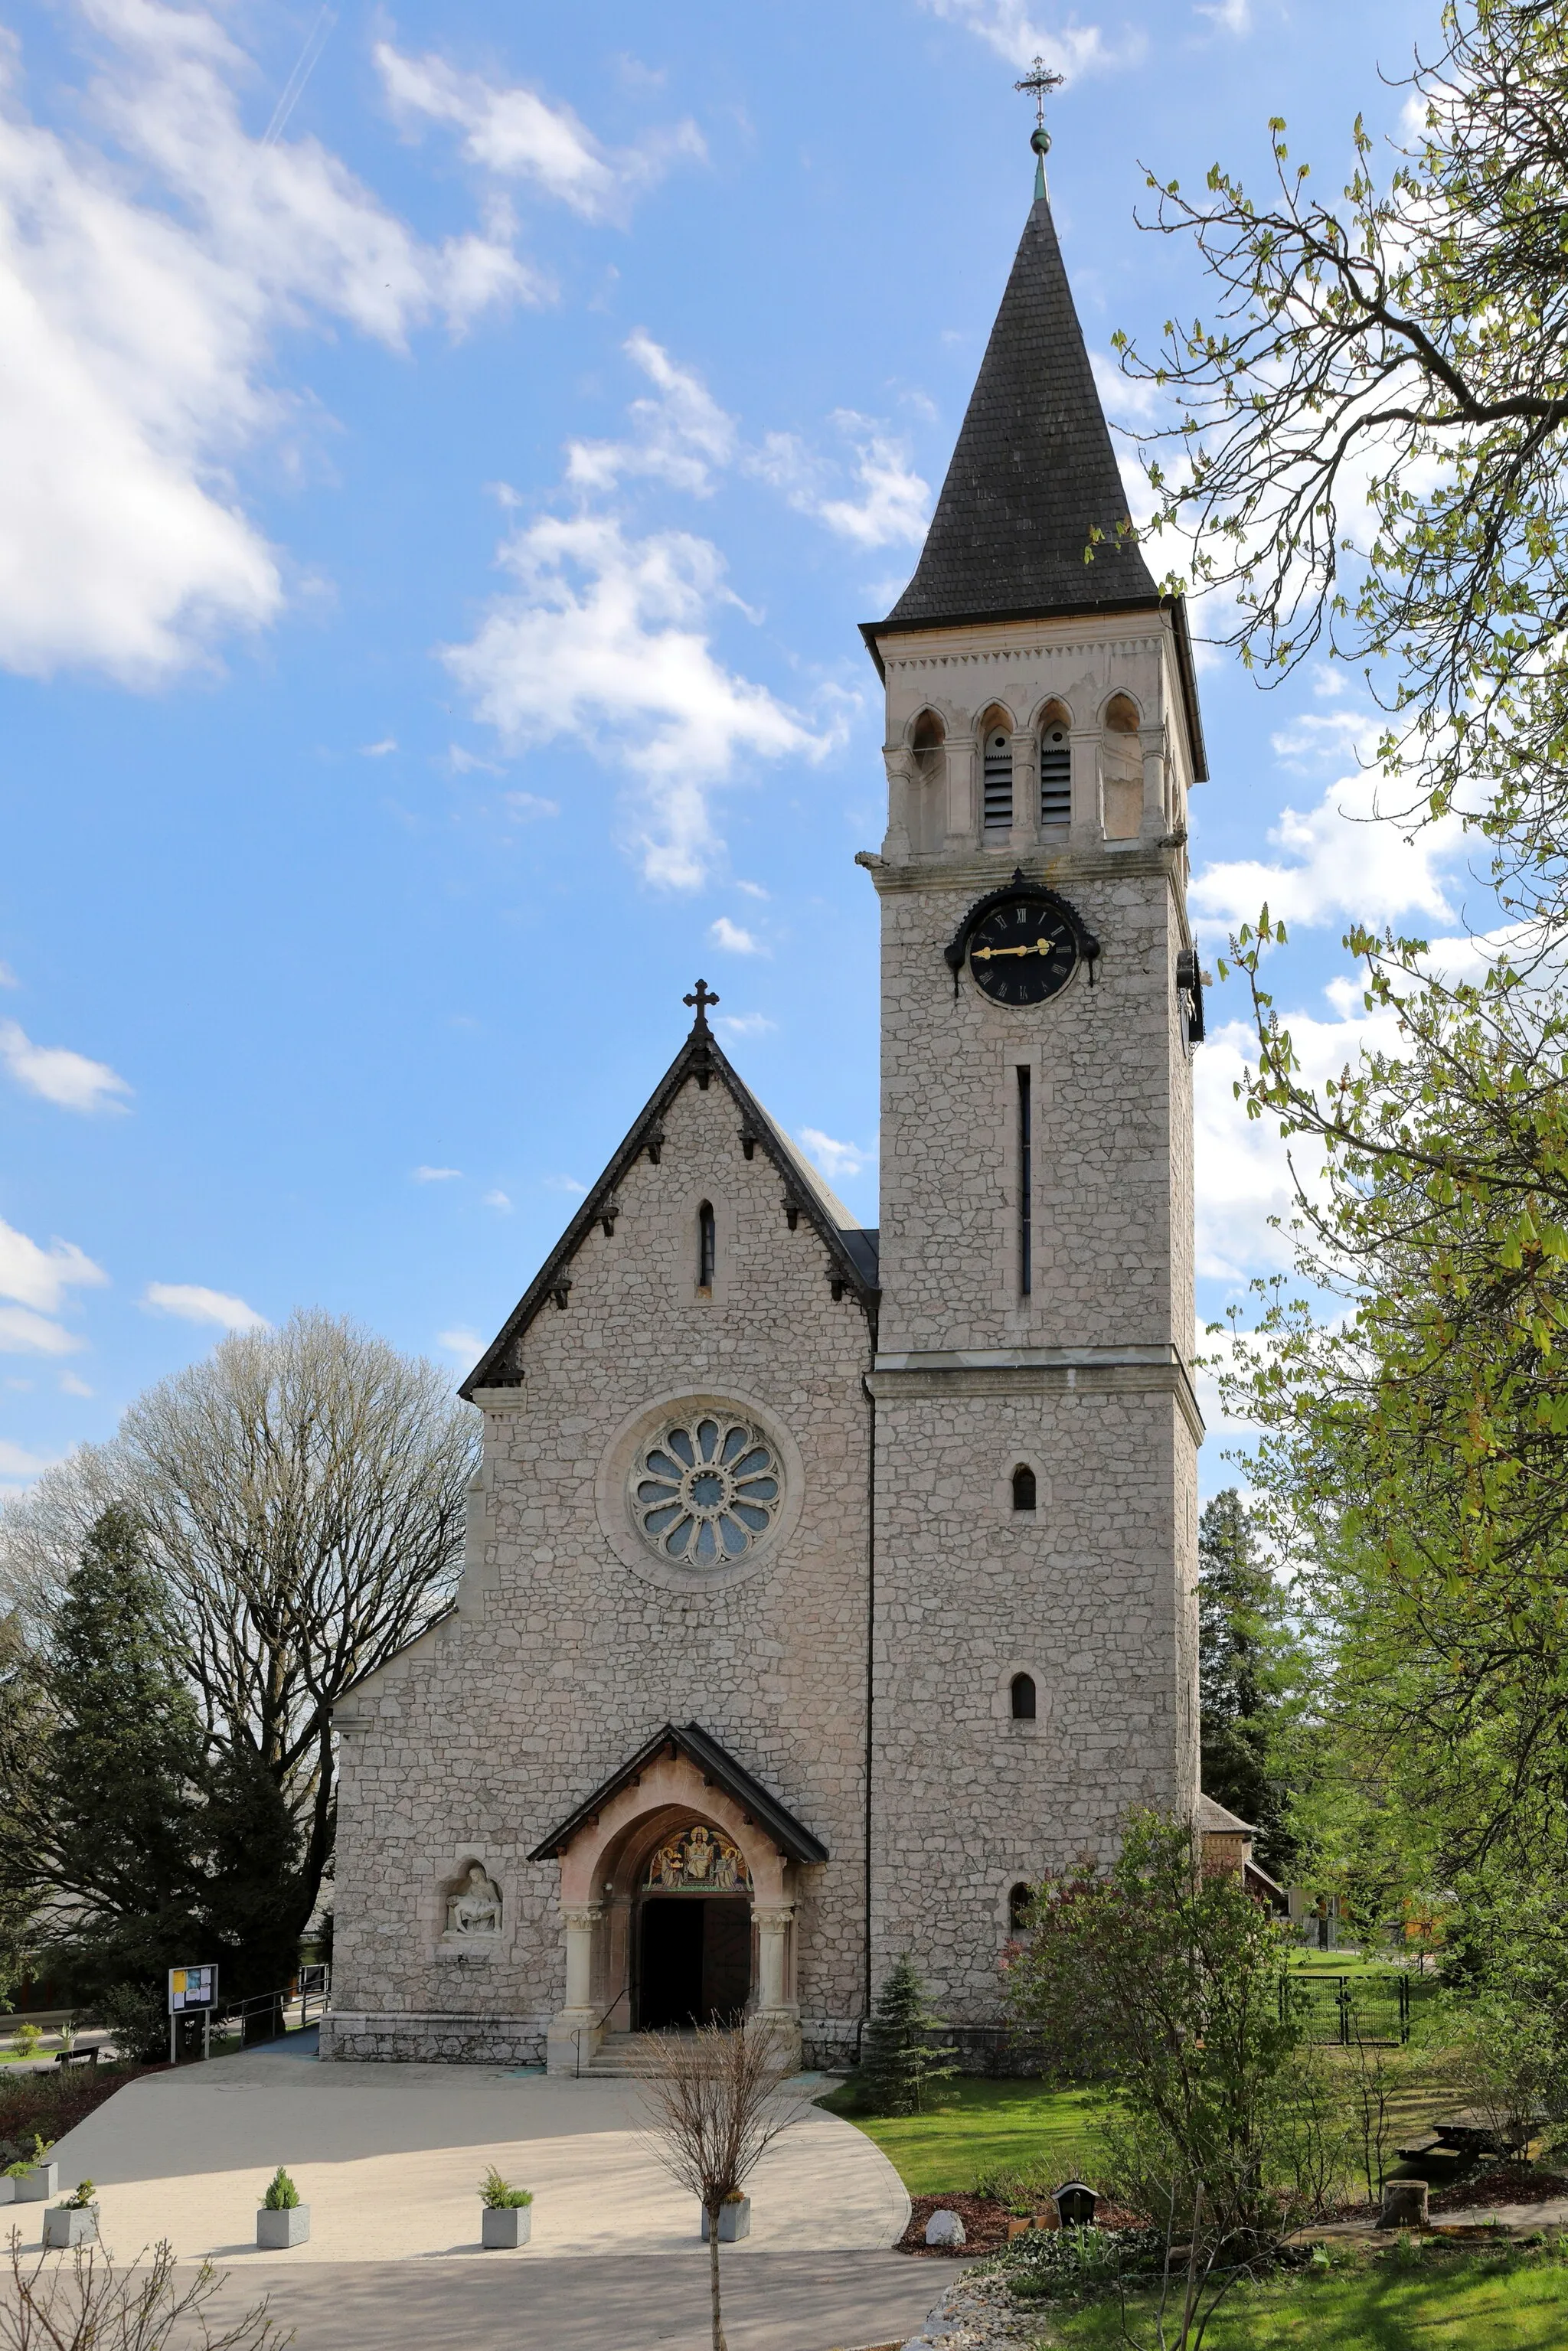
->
[0,0,1478,1489]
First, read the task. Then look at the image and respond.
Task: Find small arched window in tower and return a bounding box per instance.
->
[1011,1463,1037,1512]
[981,712,1014,835]
[910,709,946,853]
[1010,1672,1037,1721]
[1039,702,1071,828]
[1008,1881,1033,1933]
[697,1200,716,1291]
[1102,695,1142,841]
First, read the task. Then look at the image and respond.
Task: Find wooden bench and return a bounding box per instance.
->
[54,2046,99,2069]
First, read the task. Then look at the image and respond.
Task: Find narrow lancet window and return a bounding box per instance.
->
[1008,1882,1033,1931]
[697,1200,716,1290]
[1011,1673,1037,1720]
[982,721,1014,834]
[1012,1464,1037,1512]
[1018,1066,1032,1298]
[1039,709,1071,827]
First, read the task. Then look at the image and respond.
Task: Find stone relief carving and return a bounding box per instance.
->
[643,1824,751,1894]
[444,1863,503,1936]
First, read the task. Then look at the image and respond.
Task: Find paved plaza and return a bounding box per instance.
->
[11,2036,938,2349]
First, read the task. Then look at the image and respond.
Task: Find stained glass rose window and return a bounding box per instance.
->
[630,1412,783,1567]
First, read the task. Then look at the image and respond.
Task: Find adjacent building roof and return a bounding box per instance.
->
[459,1012,878,1397]
[528,1720,831,1866]
[1197,1793,1258,1837]
[879,192,1158,633]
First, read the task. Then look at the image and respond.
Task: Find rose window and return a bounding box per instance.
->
[631,1413,783,1566]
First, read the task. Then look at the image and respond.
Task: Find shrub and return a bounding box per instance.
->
[60,2180,95,2210]
[97,1984,167,2066]
[997,2223,1166,2304]
[856,1957,956,2116]
[260,2167,299,2211]
[3,2134,54,2178]
[479,2167,533,2210]
[11,2024,40,2059]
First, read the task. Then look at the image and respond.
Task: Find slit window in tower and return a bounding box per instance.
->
[1018,1066,1032,1297]
[983,727,1014,833]
[1040,721,1071,827]
[1011,1673,1037,1721]
[697,1200,716,1291]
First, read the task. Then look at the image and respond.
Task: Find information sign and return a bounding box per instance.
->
[168,1964,217,2014]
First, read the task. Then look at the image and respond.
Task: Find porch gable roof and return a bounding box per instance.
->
[528,1720,829,1867]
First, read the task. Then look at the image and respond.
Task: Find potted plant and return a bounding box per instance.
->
[12,2136,57,2202]
[701,2189,751,2242]
[256,2167,309,2248]
[479,2167,532,2248]
[43,2181,98,2250]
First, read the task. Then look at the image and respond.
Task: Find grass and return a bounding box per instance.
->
[817,2076,1108,2196]
[1037,2244,1568,2348]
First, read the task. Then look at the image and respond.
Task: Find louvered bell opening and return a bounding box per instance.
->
[982,730,1014,832]
[1040,725,1071,827]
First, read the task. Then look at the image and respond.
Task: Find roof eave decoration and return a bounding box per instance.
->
[528,1720,830,1866]
[459,1024,878,1399]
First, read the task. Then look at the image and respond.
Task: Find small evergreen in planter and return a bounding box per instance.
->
[44,2180,98,2249]
[10,2134,58,2202]
[479,2167,533,2249]
[256,2166,309,2248]
[856,1957,956,2115]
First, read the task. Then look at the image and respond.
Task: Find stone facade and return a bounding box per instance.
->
[325,201,1204,2072]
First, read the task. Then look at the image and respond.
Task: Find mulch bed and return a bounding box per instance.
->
[1430,2164,1568,2212]
[0,2062,157,2163]
[897,2192,1145,2258]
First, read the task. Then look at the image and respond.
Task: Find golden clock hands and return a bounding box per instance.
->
[972,941,1054,961]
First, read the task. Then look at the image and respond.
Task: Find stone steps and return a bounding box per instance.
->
[580,2033,713,2078]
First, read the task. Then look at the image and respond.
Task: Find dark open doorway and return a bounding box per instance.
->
[638,1897,751,2029]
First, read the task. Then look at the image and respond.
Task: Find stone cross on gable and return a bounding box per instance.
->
[683,978,720,1032]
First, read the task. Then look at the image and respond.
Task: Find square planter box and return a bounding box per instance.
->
[482,2206,531,2248]
[256,2206,310,2249]
[16,2165,58,2204]
[701,2198,751,2243]
[0,2179,15,2206]
[43,2208,97,2251]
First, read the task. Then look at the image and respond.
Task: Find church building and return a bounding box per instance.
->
[324,145,1206,2073]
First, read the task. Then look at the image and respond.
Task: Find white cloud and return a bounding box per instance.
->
[503,790,559,819]
[543,1174,589,1197]
[443,512,830,889]
[0,1216,108,1317]
[0,1021,132,1112]
[360,737,397,757]
[0,963,18,988]
[0,1308,87,1357]
[446,743,505,776]
[0,1438,58,1479]
[413,1164,462,1183]
[750,418,930,549]
[710,916,761,955]
[715,1012,776,1040]
[1196,0,1251,28]
[142,1281,268,1331]
[0,1,537,685]
[735,880,769,900]
[437,1325,485,1358]
[58,1371,94,1396]
[482,1189,512,1211]
[1189,771,1466,944]
[567,333,736,498]
[799,1127,872,1184]
[375,46,704,224]
[917,0,1145,73]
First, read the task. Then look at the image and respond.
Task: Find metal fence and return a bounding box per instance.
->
[1283,1970,1413,2047]
[170,1967,330,2063]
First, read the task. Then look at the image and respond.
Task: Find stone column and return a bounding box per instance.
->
[546,1903,604,2076]
[752,1905,802,2069]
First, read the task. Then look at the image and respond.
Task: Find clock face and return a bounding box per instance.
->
[967,894,1080,1006]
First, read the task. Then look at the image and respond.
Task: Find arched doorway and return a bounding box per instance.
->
[634,1820,753,2029]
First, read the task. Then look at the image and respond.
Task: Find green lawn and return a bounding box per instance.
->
[1039,2246,1568,2349]
[817,2076,1108,2196]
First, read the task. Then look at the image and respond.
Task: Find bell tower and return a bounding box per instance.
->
[859,140,1204,2021]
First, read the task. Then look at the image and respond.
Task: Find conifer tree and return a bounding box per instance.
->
[202,1738,309,2005]
[1198,1491,1301,1877]
[858,1956,956,2116]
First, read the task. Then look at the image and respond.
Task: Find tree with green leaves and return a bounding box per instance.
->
[1122,0,1568,926]
[1,1506,208,1995]
[856,1957,956,2117]
[1197,1491,1302,1877]
[1004,1814,1339,2347]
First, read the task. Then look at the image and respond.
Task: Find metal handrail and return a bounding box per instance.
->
[573,1987,630,2078]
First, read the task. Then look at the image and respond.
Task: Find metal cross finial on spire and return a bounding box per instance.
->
[1014,54,1063,195]
[683,978,720,1031]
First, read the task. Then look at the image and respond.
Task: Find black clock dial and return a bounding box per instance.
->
[967,895,1080,1005]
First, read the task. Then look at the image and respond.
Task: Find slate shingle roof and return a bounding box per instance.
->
[882,193,1158,631]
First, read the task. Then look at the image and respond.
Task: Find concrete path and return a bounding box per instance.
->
[195,2253,941,2351]
[23,2039,911,2271]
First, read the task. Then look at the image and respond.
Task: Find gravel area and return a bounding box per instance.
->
[897,2271,1037,2348]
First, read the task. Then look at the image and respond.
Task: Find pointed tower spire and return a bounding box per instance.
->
[876,152,1158,636]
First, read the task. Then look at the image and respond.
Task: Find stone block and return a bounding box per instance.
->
[925,2209,966,2246]
[1378,2180,1429,2230]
